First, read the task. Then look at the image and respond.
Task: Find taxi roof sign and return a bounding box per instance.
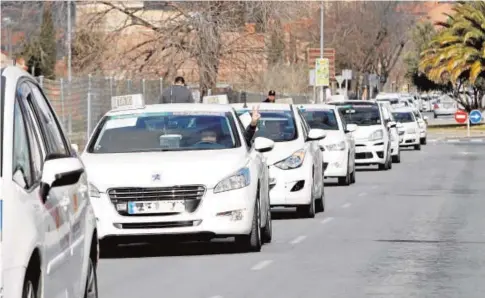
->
[275,97,294,104]
[111,94,145,110]
[203,94,229,104]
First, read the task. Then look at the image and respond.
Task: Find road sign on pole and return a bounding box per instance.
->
[315,58,330,87]
[469,109,482,124]
[454,110,468,124]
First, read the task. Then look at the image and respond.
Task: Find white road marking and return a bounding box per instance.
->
[470,139,484,143]
[341,203,351,208]
[371,185,378,190]
[290,235,307,245]
[358,192,367,197]
[251,260,273,271]
[321,217,334,224]
[447,139,459,143]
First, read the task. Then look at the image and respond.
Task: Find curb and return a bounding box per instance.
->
[428,138,485,144]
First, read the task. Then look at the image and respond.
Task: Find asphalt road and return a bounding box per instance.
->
[97,142,485,298]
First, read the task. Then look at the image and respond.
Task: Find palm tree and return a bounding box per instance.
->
[419,1,485,85]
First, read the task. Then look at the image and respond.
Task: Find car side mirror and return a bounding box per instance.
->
[254,137,274,153]
[423,116,429,121]
[345,124,358,133]
[39,157,85,203]
[387,121,397,129]
[307,128,326,141]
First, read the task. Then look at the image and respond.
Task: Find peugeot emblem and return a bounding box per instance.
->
[152,173,161,181]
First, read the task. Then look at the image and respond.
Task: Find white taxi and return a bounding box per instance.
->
[83,98,274,252]
[233,103,326,218]
[392,107,422,150]
[412,108,428,145]
[298,104,357,185]
[1,66,98,298]
[331,100,394,171]
[377,101,402,163]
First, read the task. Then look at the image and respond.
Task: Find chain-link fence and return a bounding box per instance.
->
[37,74,312,149]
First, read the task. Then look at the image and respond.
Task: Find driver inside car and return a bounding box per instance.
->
[200,129,218,144]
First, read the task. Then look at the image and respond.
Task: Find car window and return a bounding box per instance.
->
[337,105,382,126]
[88,111,241,153]
[254,110,298,142]
[300,109,340,131]
[26,82,69,157]
[12,99,33,189]
[17,83,44,182]
[392,112,415,123]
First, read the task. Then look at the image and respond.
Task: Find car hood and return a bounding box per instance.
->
[352,125,383,142]
[81,150,248,190]
[400,122,419,130]
[262,140,304,166]
[319,130,345,146]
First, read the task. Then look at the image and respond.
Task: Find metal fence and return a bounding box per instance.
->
[37,74,312,149]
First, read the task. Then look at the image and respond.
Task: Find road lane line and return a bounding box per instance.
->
[321,217,334,224]
[251,260,273,271]
[371,185,378,190]
[358,192,367,197]
[341,203,351,208]
[470,139,484,143]
[290,235,307,245]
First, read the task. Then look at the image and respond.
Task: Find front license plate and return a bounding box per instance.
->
[127,201,185,214]
[355,146,366,153]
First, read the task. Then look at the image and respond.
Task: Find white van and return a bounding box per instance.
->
[1,66,98,298]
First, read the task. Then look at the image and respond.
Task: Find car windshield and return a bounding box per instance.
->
[336,105,382,126]
[88,111,240,153]
[392,112,415,123]
[300,109,339,130]
[376,98,399,105]
[237,109,297,142]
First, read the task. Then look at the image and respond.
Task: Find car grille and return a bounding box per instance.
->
[356,152,373,159]
[108,185,206,215]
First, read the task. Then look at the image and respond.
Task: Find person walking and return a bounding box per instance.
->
[159,76,194,103]
[263,90,276,103]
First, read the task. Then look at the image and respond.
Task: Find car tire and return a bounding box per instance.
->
[338,158,351,186]
[297,186,316,219]
[236,201,262,252]
[350,169,356,184]
[434,113,437,119]
[84,255,99,298]
[379,154,391,171]
[420,137,427,145]
[414,144,421,151]
[392,151,401,163]
[99,239,117,257]
[22,268,40,298]
[261,207,272,244]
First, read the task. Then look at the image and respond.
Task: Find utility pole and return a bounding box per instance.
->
[319,1,325,103]
[67,0,72,82]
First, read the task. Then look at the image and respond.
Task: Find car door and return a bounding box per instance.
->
[11,82,68,298]
[296,110,323,196]
[25,81,85,296]
[338,109,355,172]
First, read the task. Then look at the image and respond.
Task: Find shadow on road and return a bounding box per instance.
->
[271,208,306,220]
[101,240,254,259]
[355,166,380,172]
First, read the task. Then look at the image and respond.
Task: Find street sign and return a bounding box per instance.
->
[342,69,352,80]
[335,75,344,87]
[454,110,468,124]
[315,58,330,87]
[307,48,335,79]
[469,109,482,124]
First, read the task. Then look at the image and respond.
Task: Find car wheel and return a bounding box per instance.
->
[297,183,316,219]
[22,274,39,298]
[378,154,391,171]
[84,255,99,298]
[261,206,272,243]
[420,137,427,145]
[350,169,356,184]
[99,239,117,257]
[392,150,401,163]
[414,144,421,151]
[434,113,437,119]
[235,200,262,252]
[338,159,351,186]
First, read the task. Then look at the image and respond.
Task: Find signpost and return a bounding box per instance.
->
[454,110,468,124]
[307,48,335,80]
[315,58,330,87]
[335,75,344,94]
[469,110,482,124]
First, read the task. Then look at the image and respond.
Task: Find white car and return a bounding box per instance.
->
[331,100,394,170]
[233,103,326,218]
[433,94,457,118]
[377,101,402,163]
[412,109,428,145]
[0,66,98,298]
[392,107,422,150]
[298,104,357,185]
[82,102,274,252]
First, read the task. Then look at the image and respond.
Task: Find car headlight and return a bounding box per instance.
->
[89,182,101,198]
[275,149,306,170]
[407,128,416,133]
[398,129,405,135]
[326,141,346,151]
[368,129,384,141]
[214,167,251,194]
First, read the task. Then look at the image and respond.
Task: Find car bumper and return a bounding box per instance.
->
[323,150,349,177]
[268,163,312,207]
[354,142,386,165]
[400,132,420,146]
[90,186,256,240]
